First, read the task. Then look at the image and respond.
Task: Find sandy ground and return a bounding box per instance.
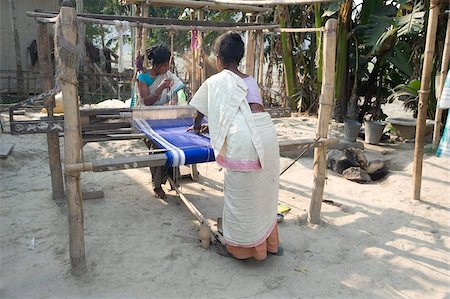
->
[1,106,449,299]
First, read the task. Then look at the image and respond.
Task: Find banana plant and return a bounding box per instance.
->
[351,0,426,122]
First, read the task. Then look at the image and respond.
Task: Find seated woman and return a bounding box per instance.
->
[137,45,185,199]
[189,32,282,260]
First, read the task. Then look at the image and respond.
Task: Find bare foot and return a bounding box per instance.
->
[153,187,166,199]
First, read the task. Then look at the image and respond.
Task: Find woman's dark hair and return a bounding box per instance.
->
[146,45,171,66]
[214,32,245,66]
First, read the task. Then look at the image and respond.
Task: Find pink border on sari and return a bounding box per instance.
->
[216,155,261,171]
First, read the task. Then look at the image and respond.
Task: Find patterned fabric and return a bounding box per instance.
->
[216,155,261,171]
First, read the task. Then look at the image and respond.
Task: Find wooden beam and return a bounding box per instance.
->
[119,0,272,13]
[413,0,440,200]
[168,178,225,247]
[37,22,65,201]
[432,16,450,151]
[190,9,199,93]
[245,14,257,75]
[65,154,167,173]
[27,11,280,32]
[309,19,337,224]
[209,0,339,4]
[57,2,87,276]
[140,5,148,57]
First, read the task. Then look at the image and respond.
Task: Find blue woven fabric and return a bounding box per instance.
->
[133,117,215,167]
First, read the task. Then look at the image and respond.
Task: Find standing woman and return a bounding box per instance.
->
[137,45,185,199]
[189,32,282,260]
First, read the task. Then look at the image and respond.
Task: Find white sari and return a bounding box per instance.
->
[137,70,184,106]
[190,70,279,247]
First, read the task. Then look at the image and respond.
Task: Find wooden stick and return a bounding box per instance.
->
[198,10,206,85]
[140,5,148,57]
[245,14,257,76]
[37,22,65,201]
[58,2,87,276]
[190,9,198,93]
[274,27,325,33]
[65,154,167,173]
[120,0,272,13]
[309,19,337,224]
[168,178,225,245]
[30,11,271,28]
[413,0,440,200]
[257,29,265,87]
[28,11,281,32]
[432,16,450,151]
[30,11,325,33]
[209,0,339,4]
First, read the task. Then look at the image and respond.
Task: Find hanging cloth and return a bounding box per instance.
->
[191,29,199,50]
[113,20,129,73]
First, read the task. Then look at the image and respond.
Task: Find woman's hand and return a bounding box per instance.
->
[158,79,173,91]
[187,123,208,134]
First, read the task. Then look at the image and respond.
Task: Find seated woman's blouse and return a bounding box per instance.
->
[242,76,263,106]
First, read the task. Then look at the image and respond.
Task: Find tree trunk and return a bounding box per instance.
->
[334,0,352,122]
[278,5,298,111]
[8,0,24,96]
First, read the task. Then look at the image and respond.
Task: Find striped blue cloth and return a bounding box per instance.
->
[133,117,215,168]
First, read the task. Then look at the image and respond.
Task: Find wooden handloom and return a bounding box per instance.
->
[19,1,338,275]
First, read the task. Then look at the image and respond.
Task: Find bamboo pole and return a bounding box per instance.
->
[190,9,198,93]
[413,0,440,200]
[309,18,337,224]
[210,0,339,4]
[57,1,87,276]
[29,11,281,32]
[29,11,270,29]
[37,22,65,201]
[199,10,206,84]
[245,14,257,76]
[168,178,225,246]
[30,11,327,33]
[140,5,148,62]
[257,29,265,87]
[432,15,450,151]
[121,0,272,13]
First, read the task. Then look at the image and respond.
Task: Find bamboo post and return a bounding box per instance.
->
[37,21,65,201]
[190,9,198,93]
[198,10,206,84]
[432,15,450,151]
[413,0,440,200]
[130,5,142,106]
[245,13,256,76]
[255,14,264,83]
[57,1,87,275]
[308,19,337,224]
[257,30,264,87]
[140,4,148,64]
